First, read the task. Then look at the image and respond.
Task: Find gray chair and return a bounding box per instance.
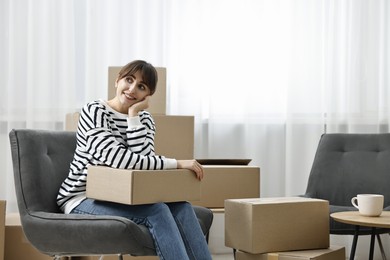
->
[9,129,213,259]
[303,133,390,259]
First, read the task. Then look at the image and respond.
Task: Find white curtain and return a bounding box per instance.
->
[1,0,389,217]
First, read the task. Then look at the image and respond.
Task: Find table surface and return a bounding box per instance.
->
[331,211,390,228]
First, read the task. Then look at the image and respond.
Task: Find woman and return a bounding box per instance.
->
[57,60,212,260]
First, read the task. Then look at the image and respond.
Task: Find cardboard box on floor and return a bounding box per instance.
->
[108,66,167,115]
[190,165,260,208]
[65,114,194,160]
[86,166,201,205]
[5,213,69,260]
[235,246,345,260]
[225,197,330,254]
[0,201,5,260]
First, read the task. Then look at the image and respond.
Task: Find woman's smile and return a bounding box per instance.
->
[124,92,136,101]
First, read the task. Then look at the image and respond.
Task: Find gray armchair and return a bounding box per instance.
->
[303,133,390,258]
[9,129,213,259]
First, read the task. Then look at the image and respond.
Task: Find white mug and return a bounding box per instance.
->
[351,194,384,217]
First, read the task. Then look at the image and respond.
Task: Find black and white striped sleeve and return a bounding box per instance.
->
[82,104,174,170]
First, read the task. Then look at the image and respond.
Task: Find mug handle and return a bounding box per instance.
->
[351,197,359,209]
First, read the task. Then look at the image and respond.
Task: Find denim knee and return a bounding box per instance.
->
[167,201,194,215]
[148,202,171,216]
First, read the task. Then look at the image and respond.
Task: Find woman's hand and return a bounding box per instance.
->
[177,159,204,180]
[128,96,151,117]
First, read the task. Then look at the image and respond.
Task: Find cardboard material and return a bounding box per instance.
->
[235,246,345,260]
[0,201,5,260]
[5,213,69,260]
[153,115,194,159]
[108,66,167,115]
[190,166,260,208]
[86,166,201,205]
[65,112,80,131]
[64,114,194,160]
[225,197,330,254]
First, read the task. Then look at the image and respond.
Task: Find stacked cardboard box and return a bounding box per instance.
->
[153,114,194,159]
[225,197,345,260]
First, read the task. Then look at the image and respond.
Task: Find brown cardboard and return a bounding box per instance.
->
[225,197,330,254]
[86,166,201,205]
[65,112,80,131]
[0,201,5,260]
[5,213,69,260]
[108,67,167,115]
[153,115,194,159]
[64,113,194,160]
[190,166,260,208]
[236,246,345,260]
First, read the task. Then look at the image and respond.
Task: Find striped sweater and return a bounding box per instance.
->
[57,100,177,213]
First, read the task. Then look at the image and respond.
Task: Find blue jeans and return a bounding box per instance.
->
[71,199,212,260]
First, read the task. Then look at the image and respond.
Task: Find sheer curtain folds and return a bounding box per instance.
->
[1,0,390,213]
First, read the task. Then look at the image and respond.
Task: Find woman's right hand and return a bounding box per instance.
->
[177,159,204,180]
[128,96,151,117]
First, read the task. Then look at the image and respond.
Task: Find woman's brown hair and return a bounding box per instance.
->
[117,60,158,95]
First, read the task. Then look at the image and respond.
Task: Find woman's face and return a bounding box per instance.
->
[115,70,151,109]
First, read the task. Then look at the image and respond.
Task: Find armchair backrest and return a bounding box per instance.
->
[305,133,390,207]
[9,129,76,215]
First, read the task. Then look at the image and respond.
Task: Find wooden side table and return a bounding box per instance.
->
[331,211,390,260]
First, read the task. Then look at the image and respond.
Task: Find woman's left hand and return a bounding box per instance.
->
[177,159,204,180]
